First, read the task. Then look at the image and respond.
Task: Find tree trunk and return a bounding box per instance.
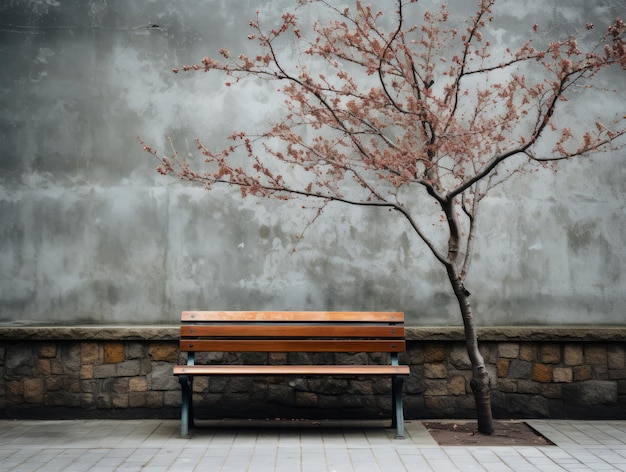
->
[446,265,494,434]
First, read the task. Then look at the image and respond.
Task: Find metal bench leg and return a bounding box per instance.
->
[179,375,193,438]
[391,375,405,439]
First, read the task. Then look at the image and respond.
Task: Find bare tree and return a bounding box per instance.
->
[142,0,625,433]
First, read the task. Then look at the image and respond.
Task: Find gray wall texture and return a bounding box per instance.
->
[0,1,624,326]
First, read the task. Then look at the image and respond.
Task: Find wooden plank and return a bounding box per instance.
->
[180,325,405,338]
[174,364,411,376]
[181,311,404,323]
[179,339,406,353]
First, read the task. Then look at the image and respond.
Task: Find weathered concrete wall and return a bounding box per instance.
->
[0,1,624,326]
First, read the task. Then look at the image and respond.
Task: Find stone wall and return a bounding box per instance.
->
[1,327,625,420]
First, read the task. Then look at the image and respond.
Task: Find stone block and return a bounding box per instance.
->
[563,381,617,406]
[340,394,366,409]
[93,364,117,379]
[38,343,57,359]
[150,363,179,391]
[80,365,94,380]
[407,346,424,365]
[192,377,209,393]
[508,359,532,379]
[80,379,98,394]
[230,378,256,393]
[242,352,269,365]
[517,380,541,394]
[540,344,561,364]
[209,377,229,393]
[295,392,318,407]
[44,376,63,391]
[585,345,608,365]
[540,384,563,399]
[592,365,608,379]
[5,344,36,377]
[423,344,445,363]
[62,344,81,372]
[552,367,573,383]
[191,392,206,405]
[117,360,141,377]
[148,343,178,362]
[144,392,164,408]
[424,395,459,415]
[424,363,447,379]
[268,384,294,404]
[268,352,288,364]
[308,378,349,395]
[23,378,44,404]
[371,377,391,395]
[104,342,125,364]
[348,380,374,395]
[405,371,424,395]
[284,377,305,392]
[448,345,471,369]
[609,369,626,381]
[164,390,181,407]
[336,352,368,365]
[50,360,64,375]
[80,393,96,409]
[447,376,466,395]
[532,364,552,383]
[497,378,517,393]
[573,365,593,381]
[6,380,23,401]
[504,394,549,417]
[129,392,146,408]
[608,345,625,370]
[111,394,129,409]
[129,377,149,392]
[564,345,583,366]
[498,343,519,359]
[103,378,129,395]
[38,359,52,376]
[140,359,153,375]
[44,359,65,375]
[127,343,145,360]
[519,343,538,362]
[46,391,80,408]
[81,343,100,365]
[496,359,510,378]
[424,379,447,396]
[67,379,81,394]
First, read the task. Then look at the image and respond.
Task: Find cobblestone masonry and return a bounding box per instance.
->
[1,327,624,419]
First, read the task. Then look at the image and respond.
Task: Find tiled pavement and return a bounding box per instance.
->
[0,418,625,471]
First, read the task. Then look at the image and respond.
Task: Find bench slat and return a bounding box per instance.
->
[182,311,404,322]
[180,325,404,338]
[174,364,411,376]
[180,339,405,352]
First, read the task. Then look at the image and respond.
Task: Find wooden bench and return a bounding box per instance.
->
[173,311,410,438]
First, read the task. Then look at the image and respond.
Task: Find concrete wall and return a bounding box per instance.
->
[1,1,625,326]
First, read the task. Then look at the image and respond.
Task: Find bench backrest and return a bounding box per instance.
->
[179,311,405,355]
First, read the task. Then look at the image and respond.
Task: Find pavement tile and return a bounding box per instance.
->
[0,419,625,471]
